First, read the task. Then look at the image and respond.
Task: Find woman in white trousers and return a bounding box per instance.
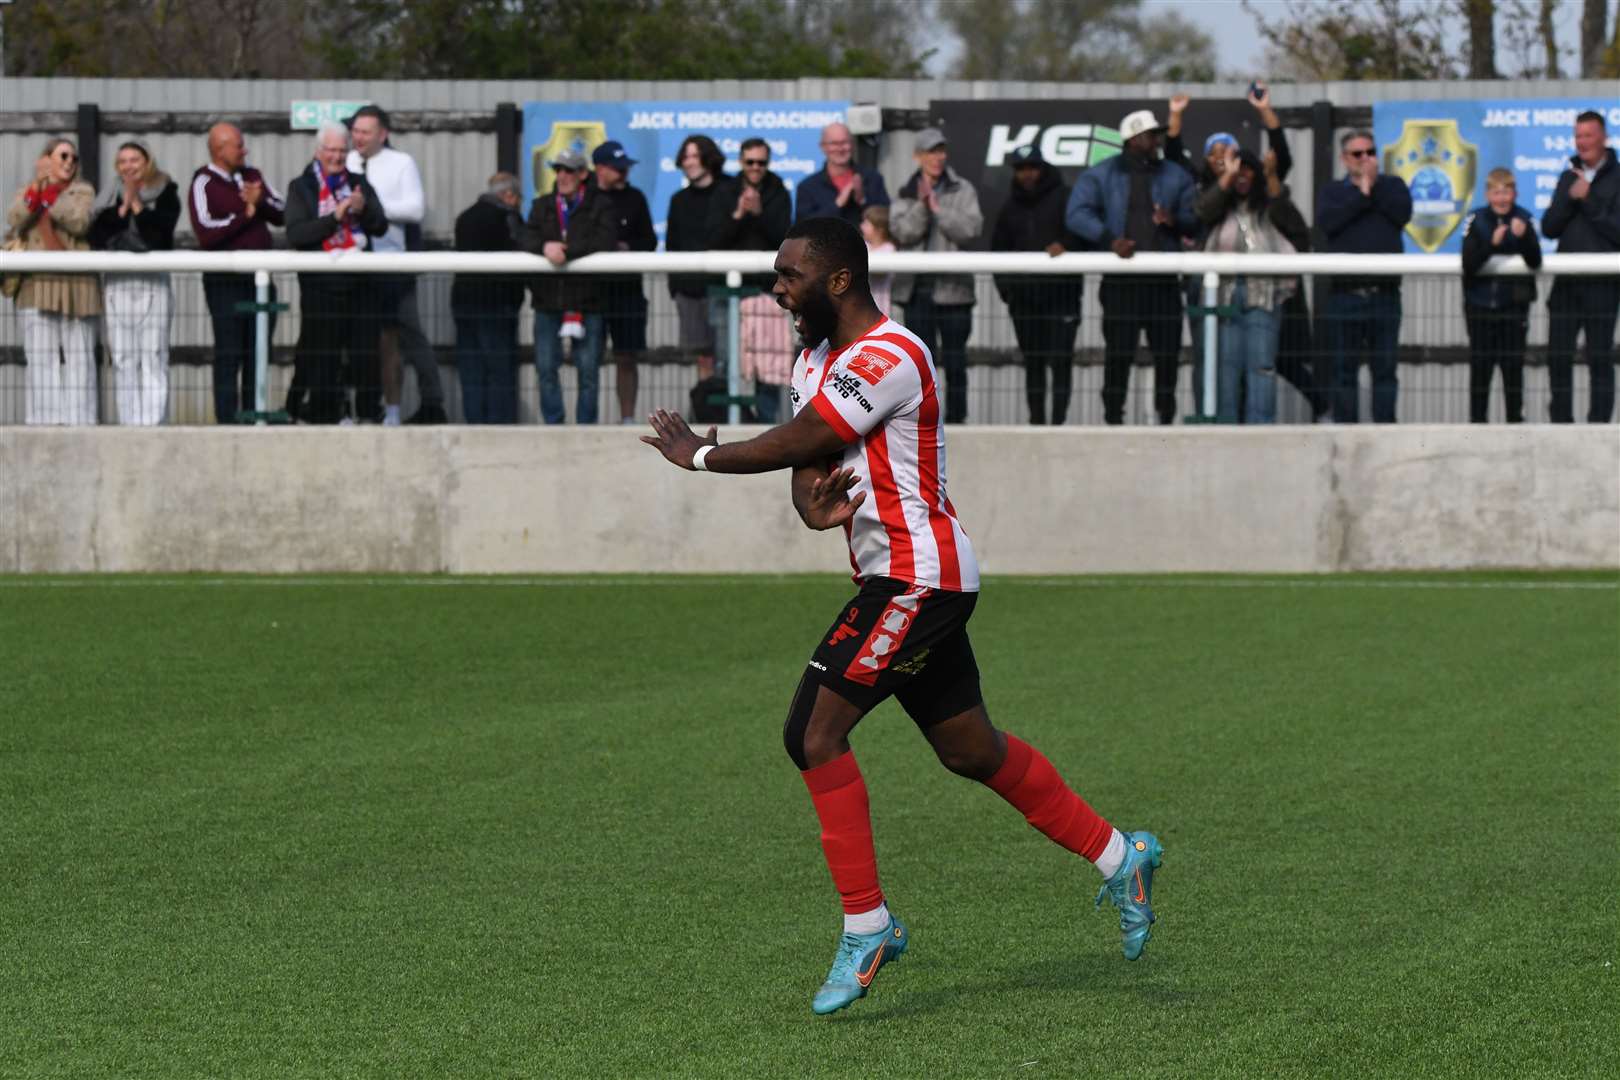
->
[6,137,101,425]
[90,142,180,425]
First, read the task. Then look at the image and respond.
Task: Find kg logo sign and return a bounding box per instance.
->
[984,124,1125,168]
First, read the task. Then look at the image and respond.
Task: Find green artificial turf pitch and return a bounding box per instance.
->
[2,573,1616,1079]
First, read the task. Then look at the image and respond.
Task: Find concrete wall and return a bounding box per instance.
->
[4,426,1615,575]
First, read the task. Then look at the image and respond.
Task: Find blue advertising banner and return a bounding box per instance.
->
[1373,99,1620,253]
[521,100,849,246]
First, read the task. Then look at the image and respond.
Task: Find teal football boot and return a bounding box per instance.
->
[1095,831,1164,960]
[811,915,909,1015]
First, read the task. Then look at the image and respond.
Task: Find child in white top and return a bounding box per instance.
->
[861,205,895,316]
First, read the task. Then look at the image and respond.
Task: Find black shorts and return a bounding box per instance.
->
[804,577,982,728]
[604,291,649,354]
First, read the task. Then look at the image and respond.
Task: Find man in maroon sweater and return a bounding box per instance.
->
[188,122,285,423]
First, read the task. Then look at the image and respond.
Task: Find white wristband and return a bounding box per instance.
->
[692,445,715,471]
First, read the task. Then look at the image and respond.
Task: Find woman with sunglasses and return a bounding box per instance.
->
[90,141,180,425]
[5,137,101,425]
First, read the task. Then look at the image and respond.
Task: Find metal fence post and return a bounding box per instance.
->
[725,269,742,426]
[1202,271,1219,420]
[254,270,270,423]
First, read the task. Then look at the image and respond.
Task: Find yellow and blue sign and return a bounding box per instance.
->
[1374,98,1620,254]
[521,100,848,246]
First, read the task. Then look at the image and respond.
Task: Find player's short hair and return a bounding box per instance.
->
[1485,167,1516,190]
[1575,110,1605,130]
[1340,129,1374,150]
[784,216,869,290]
[740,137,770,157]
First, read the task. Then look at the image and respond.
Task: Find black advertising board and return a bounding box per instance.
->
[926,98,1260,247]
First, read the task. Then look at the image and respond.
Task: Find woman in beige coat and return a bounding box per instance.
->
[6,137,101,425]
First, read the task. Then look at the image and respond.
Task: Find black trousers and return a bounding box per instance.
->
[1546,279,1619,424]
[1008,303,1078,424]
[289,278,381,424]
[1463,305,1528,423]
[1100,277,1181,425]
[203,273,276,424]
[903,291,973,423]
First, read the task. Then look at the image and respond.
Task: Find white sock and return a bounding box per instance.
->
[844,902,890,935]
[384,404,401,425]
[1094,829,1127,879]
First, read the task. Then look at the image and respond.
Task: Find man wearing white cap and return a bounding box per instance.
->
[1065,109,1197,425]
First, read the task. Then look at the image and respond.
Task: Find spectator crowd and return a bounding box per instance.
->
[2,96,1616,427]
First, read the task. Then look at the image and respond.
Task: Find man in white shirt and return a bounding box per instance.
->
[348,105,448,424]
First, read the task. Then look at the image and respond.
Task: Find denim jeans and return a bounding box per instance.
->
[455,312,519,424]
[1324,289,1401,423]
[1217,280,1281,424]
[534,310,604,424]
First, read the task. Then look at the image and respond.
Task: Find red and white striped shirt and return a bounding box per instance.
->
[791,317,979,593]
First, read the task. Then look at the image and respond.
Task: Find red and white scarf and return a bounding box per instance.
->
[314,162,360,253]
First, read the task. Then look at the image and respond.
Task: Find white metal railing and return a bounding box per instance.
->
[3,251,1616,423]
[5,251,1618,275]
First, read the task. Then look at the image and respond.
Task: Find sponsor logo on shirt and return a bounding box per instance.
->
[826,372,875,413]
[846,350,897,386]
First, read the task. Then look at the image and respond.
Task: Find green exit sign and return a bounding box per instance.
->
[289,101,370,131]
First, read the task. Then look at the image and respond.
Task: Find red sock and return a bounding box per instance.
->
[984,734,1113,863]
[801,751,885,914]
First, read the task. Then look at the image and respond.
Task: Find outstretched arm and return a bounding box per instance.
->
[642,404,852,474]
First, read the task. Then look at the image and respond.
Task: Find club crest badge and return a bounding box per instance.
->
[531,121,608,196]
[1384,120,1477,253]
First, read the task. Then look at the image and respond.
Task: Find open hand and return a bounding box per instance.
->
[801,466,867,530]
[1169,94,1190,115]
[1509,217,1527,237]
[641,408,717,471]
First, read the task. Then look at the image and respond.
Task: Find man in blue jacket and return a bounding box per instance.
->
[1066,109,1198,425]
[794,122,889,227]
[1316,130,1413,423]
[1540,110,1620,424]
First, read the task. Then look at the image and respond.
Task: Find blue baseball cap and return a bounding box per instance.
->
[1204,132,1238,155]
[592,140,637,168]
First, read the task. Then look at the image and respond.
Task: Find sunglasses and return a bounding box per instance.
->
[55,152,78,162]
[741,158,768,167]
[1345,149,1374,158]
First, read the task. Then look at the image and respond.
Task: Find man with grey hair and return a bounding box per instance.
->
[284,121,388,422]
[451,171,526,423]
[1316,129,1412,423]
[794,121,890,227]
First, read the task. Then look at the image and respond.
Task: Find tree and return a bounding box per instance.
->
[2,0,321,78]
[1581,0,1614,74]
[1243,0,1460,81]
[1464,0,1498,78]
[0,0,935,79]
[1494,0,1588,77]
[940,0,1215,83]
